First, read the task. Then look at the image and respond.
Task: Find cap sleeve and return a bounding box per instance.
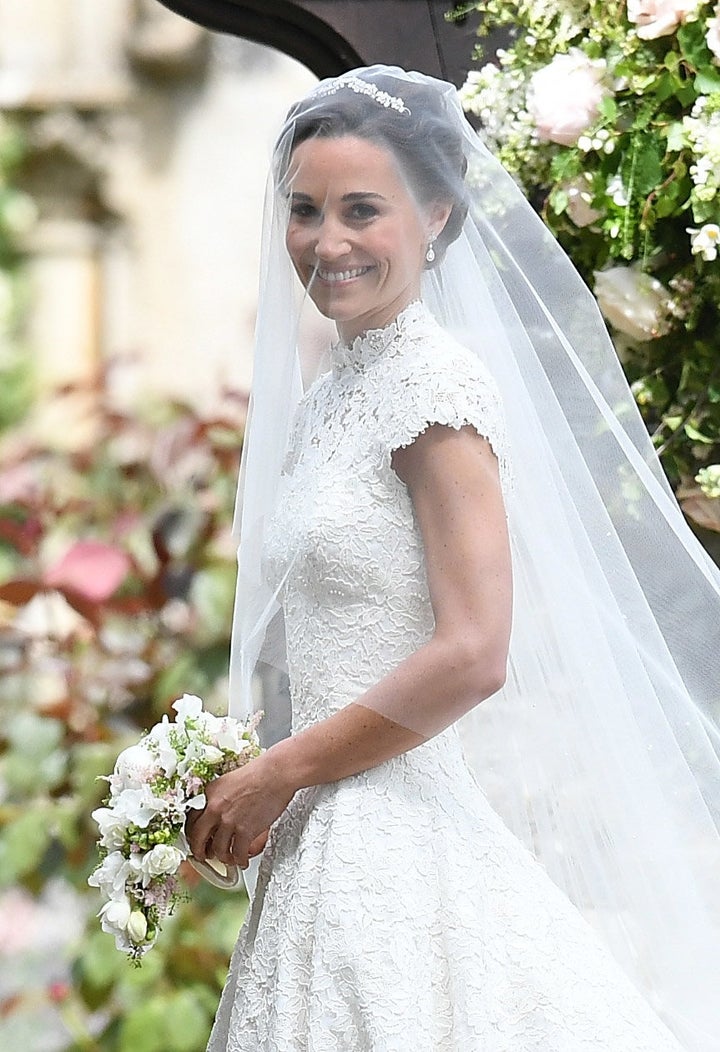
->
[379,340,512,491]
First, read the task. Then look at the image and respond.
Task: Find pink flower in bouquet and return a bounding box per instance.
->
[626,0,700,39]
[528,50,610,146]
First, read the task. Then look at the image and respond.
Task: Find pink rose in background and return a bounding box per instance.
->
[626,0,699,39]
[528,50,610,146]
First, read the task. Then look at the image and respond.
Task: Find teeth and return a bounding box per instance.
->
[317,267,370,282]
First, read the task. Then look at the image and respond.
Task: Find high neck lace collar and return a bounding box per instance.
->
[331,301,427,377]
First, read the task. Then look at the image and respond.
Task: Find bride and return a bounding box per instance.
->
[187,67,720,1051]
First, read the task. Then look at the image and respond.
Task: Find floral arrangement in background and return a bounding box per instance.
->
[454,0,720,537]
[90,695,262,962]
[0,377,248,1050]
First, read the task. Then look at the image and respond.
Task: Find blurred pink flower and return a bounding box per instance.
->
[528,50,610,146]
[44,540,131,603]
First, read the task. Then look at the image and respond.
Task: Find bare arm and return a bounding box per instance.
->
[187,424,512,868]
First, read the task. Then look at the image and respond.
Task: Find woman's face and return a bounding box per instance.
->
[285,134,448,342]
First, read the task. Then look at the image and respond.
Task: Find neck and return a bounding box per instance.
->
[336,286,422,344]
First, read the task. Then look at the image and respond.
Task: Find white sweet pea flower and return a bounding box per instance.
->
[88,850,138,897]
[98,894,132,933]
[708,9,720,60]
[139,844,185,885]
[91,806,130,851]
[527,49,610,146]
[126,910,148,943]
[172,693,204,722]
[112,785,168,828]
[594,266,672,341]
[687,224,720,260]
[627,0,700,39]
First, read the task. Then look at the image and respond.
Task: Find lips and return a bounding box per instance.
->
[315,266,373,283]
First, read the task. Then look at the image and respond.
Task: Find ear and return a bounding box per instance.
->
[427,200,453,239]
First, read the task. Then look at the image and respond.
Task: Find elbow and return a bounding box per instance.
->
[438,633,508,702]
[469,653,507,699]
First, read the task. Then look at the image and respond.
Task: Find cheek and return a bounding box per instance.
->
[286,227,309,265]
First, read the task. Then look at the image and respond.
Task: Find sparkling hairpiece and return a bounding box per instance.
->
[312,75,410,115]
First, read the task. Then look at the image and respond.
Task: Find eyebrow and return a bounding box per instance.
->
[290,191,387,202]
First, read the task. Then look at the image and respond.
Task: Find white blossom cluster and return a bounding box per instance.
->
[684,96,720,204]
[88,694,262,960]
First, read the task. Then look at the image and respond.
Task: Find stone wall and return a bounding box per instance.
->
[1,0,316,409]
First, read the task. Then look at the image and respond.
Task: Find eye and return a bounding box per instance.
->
[348,201,378,222]
[289,201,318,220]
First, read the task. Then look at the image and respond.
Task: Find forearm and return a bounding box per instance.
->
[267,633,504,792]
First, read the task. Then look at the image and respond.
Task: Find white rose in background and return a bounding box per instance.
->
[626,0,700,39]
[527,50,610,146]
[594,266,672,341]
[708,7,720,60]
[688,223,720,260]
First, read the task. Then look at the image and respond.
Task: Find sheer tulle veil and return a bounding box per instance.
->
[228,66,720,1048]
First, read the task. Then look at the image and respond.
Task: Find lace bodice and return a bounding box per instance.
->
[263,301,510,732]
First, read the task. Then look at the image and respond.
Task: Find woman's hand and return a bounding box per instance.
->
[185,750,296,869]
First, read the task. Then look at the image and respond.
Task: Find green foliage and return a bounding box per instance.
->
[0,113,35,431]
[0,382,248,1049]
[454,0,720,536]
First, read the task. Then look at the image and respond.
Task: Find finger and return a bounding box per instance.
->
[230,835,250,871]
[185,811,216,862]
[248,830,269,857]
[209,825,236,867]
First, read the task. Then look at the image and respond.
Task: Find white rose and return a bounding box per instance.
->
[528,50,610,146]
[113,743,159,791]
[627,0,699,38]
[91,806,129,851]
[140,844,184,884]
[687,223,720,260]
[564,175,602,227]
[708,9,720,60]
[126,910,148,943]
[201,744,224,765]
[594,266,672,341]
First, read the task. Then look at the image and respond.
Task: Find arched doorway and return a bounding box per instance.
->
[155,0,485,84]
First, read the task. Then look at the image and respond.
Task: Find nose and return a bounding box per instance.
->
[313,215,351,261]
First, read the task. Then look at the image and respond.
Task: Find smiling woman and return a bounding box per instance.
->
[186,66,720,1052]
[285,136,450,340]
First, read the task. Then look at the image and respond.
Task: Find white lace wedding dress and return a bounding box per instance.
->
[208,302,684,1052]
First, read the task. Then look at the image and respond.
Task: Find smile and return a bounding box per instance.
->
[316,266,373,283]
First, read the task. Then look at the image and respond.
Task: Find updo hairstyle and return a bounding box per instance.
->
[277,71,469,268]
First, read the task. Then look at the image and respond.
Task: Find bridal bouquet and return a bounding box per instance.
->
[88,694,262,961]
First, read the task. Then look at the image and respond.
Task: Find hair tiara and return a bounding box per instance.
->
[312,75,410,115]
